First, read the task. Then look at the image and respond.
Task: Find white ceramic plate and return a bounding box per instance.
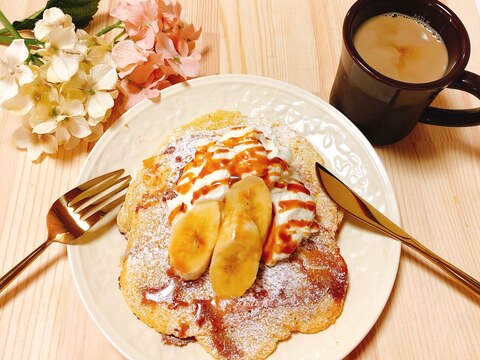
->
[68,74,401,360]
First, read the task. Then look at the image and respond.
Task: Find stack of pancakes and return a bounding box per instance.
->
[117,110,348,359]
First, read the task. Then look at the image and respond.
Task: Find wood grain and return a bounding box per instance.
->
[0,0,479,359]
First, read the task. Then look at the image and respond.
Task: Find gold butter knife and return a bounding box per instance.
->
[315,162,480,297]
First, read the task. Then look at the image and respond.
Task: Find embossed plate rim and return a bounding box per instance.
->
[68,74,401,360]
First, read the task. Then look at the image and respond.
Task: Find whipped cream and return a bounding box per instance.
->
[263,176,317,265]
[166,126,317,265]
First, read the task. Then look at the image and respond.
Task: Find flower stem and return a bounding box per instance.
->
[31,54,43,66]
[0,10,22,39]
[0,36,43,46]
[96,21,123,37]
[113,29,126,43]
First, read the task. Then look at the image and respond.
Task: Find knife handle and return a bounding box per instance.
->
[398,235,480,297]
[351,192,480,297]
[363,213,480,297]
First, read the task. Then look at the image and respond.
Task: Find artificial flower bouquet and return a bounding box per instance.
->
[0,0,201,161]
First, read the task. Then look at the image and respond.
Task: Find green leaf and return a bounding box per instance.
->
[12,0,100,31]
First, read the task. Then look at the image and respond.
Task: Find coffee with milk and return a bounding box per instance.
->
[353,13,448,83]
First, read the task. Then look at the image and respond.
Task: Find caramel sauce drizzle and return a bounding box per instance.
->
[263,219,313,263]
[135,193,162,213]
[168,203,187,225]
[194,299,242,358]
[169,128,289,225]
[141,274,243,357]
[278,199,316,213]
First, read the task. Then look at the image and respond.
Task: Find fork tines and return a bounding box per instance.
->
[68,170,132,223]
[69,169,125,206]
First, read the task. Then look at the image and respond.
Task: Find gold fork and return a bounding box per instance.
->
[0,169,131,293]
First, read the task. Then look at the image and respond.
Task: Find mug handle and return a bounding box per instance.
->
[420,70,480,126]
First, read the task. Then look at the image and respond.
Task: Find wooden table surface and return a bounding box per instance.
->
[1,0,479,359]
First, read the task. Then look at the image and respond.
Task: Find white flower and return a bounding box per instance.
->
[56,116,92,149]
[36,27,85,82]
[13,124,58,161]
[55,112,92,150]
[0,39,35,106]
[31,96,85,135]
[86,64,118,118]
[2,65,46,115]
[76,29,116,67]
[69,64,118,119]
[28,92,91,150]
[34,7,73,41]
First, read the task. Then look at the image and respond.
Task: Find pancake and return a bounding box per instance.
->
[117,110,348,359]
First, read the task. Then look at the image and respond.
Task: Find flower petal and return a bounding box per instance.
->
[62,99,84,116]
[47,27,77,49]
[48,53,81,82]
[67,116,91,138]
[118,79,143,110]
[179,51,201,78]
[31,96,54,125]
[112,40,148,69]
[155,32,178,59]
[87,115,103,126]
[117,63,138,78]
[135,29,156,50]
[110,1,135,21]
[144,87,160,99]
[88,46,116,67]
[0,75,18,105]
[41,134,59,154]
[12,126,34,149]
[34,21,55,40]
[177,38,189,57]
[2,93,33,115]
[55,123,71,144]
[67,67,88,90]
[165,58,185,78]
[84,123,103,142]
[87,91,114,118]
[5,39,29,66]
[16,65,35,85]
[128,60,156,84]
[33,120,57,134]
[44,7,67,24]
[63,135,80,150]
[27,139,43,161]
[90,64,118,90]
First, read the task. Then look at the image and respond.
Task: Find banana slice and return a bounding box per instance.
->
[209,210,262,298]
[224,176,272,244]
[168,201,221,280]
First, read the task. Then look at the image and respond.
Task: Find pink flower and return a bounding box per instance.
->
[156,33,200,78]
[118,77,171,110]
[110,0,160,50]
[110,0,202,109]
[157,0,183,31]
[115,50,167,109]
[112,39,151,78]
